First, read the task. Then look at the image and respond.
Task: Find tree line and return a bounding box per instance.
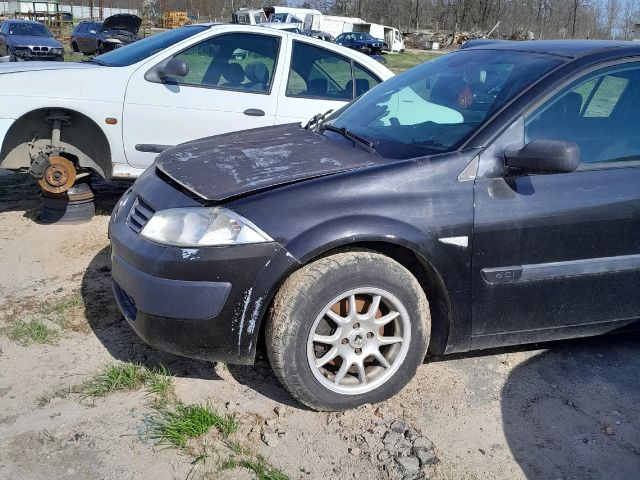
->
[109,0,639,40]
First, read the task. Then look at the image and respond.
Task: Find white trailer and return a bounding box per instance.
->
[304,14,365,39]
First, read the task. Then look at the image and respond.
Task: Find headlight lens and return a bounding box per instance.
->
[140,207,272,247]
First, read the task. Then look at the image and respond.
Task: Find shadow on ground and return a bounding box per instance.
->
[81,242,306,407]
[81,246,221,381]
[500,333,640,479]
[0,170,131,221]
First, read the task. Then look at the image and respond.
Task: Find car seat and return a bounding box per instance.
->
[307,78,328,97]
[430,76,472,109]
[245,62,270,91]
[345,78,370,98]
[221,63,245,88]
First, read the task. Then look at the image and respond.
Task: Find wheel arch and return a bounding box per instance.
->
[0,107,113,180]
[250,236,455,363]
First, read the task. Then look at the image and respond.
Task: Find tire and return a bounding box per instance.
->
[72,41,79,53]
[266,251,430,411]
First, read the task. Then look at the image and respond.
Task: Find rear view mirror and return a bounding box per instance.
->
[158,58,189,79]
[505,139,579,175]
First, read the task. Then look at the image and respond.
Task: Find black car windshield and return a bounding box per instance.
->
[91,25,208,66]
[351,32,375,41]
[8,23,52,37]
[327,49,565,159]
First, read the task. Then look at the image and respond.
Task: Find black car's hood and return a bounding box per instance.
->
[101,14,141,34]
[156,124,391,202]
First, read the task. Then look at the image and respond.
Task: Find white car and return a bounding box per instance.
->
[0,24,393,193]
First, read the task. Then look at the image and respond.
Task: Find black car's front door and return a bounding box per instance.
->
[471,60,640,346]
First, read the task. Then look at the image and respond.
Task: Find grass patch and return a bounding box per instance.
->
[150,401,238,449]
[81,362,156,397]
[7,292,85,346]
[37,361,174,406]
[8,318,59,346]
[240,458,289,480]
[385,51,440,73]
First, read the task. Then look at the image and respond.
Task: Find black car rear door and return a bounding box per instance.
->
[471,60,640,346]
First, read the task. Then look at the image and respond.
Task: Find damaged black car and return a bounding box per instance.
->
[71,13,141,55]
[110,40,640,411]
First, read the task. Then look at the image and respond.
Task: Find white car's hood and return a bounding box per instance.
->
[0,61,133,104]
[0,61,101,75]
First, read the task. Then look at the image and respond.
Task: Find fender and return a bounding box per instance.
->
[238,214,473,361]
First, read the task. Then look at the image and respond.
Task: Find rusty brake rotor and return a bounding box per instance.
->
[38,156,76,194]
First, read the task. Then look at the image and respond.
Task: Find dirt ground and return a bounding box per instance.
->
[1,169,639,480]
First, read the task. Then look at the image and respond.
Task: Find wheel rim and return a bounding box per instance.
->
[306,287,411,395]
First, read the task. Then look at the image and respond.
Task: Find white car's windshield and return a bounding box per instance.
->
[328,49,565,159]
[91,25,209,67]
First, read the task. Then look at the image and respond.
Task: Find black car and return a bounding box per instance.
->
[71,13,141,55]
[335,31,384,55]
[110,40,640,411]
[0,19,63,61]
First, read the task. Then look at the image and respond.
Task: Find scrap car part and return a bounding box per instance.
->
[38,155,76,194]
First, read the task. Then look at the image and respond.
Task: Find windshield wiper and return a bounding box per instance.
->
[83,58,105,66]
[304,109,333,132]
[322,124,377,154]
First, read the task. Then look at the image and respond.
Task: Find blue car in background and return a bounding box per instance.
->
[0,19,63,61]
[71,13,141,55]
[335,32,385,55]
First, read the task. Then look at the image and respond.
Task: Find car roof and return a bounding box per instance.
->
[7,19,46,25]
[462,39,640,58]
[182,23,394,78]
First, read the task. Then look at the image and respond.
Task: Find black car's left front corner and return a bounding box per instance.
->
[108,168,297,365]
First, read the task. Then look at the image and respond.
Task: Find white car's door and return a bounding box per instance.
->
[122,30,286,169]
[275,38,383,124]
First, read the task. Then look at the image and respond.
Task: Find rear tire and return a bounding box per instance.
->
[266,251,430,411]
[72,41,79,52]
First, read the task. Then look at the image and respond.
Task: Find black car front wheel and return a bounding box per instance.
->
[266,251,430,411]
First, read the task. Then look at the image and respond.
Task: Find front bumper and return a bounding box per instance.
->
[11,49,63,61]
[109,168,299,364]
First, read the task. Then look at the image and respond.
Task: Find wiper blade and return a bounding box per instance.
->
[83,58,105,65]
[322,124,377,154]
[304,109,333,132]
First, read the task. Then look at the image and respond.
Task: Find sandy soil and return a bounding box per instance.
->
[1,170,639,480]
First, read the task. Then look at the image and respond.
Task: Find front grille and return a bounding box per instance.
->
[32,46,49,52]
[127,196,155,234]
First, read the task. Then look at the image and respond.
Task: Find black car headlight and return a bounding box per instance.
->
[51,48,64,55]
[140,207,273,247]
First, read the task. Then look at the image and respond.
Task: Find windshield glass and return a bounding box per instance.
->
[9,23,52,37]
[328,49,564,159]
[92,25,208,66]
[353,32,374,41]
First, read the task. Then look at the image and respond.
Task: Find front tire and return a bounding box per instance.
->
[266,251,430,411]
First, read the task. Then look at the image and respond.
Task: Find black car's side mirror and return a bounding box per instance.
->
[505,139,580,175]
[158,58,189,79]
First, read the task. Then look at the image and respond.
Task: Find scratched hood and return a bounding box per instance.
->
[155,123,390,202]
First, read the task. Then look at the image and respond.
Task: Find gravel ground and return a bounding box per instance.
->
[1,170,639,480]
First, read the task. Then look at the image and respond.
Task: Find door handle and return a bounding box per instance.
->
[244,108,265,117]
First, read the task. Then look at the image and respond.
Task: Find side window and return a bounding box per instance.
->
[353,63,380,98]
[286,41,354,101]
[172,33,279,93]
[526,63,640,166]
